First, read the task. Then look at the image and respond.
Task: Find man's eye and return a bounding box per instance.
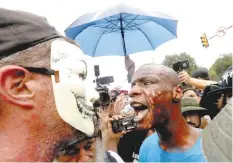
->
[144,81,152,85]
[84,144,92,150]
[65,147,80,156]
[84,141,92,150]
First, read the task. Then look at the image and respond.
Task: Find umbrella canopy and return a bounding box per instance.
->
[65,3,178,57]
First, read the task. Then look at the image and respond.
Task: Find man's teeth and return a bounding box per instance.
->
[132,103,142,107]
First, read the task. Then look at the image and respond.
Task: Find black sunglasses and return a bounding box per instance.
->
[56,133,99,157]
[23,67,56,75]
[56,135,87,157]
[23,62,87,80]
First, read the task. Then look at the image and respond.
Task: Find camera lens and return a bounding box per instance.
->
[112,122,118,128]
[99,91,110,106]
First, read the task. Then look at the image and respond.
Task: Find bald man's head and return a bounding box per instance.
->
[129,64,183,129]
[133,64,181,88]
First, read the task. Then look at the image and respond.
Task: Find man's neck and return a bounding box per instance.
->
[155,110,200,151]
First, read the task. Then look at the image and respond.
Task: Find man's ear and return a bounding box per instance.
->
[0,65,34,109]
[172,85,183,103]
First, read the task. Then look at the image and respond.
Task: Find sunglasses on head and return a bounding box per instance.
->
[23,67,56,75]
[56,133,98,157]
[57,136,87,157]
[22,60,88,79]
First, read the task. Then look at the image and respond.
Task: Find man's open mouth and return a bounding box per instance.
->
[130,102,149,122]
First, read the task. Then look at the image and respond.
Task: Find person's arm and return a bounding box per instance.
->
[99,110,125,162]
[101,115,126,152]
[178,71,217,90]
[189,78,217,90]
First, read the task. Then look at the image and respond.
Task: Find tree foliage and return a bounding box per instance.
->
[162,52,198,74]
[209,53,232,80]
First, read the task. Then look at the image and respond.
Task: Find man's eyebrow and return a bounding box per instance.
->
[131,76,159,85]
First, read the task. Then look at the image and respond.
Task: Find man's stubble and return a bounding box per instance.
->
[27,76,77,161]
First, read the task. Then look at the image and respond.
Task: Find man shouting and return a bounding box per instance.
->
[129,64,207,162]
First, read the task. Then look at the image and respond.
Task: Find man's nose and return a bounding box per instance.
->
[129,83,142,98]
[186,115,191,122]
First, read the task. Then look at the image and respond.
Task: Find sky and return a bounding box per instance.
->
[1,0,233,88]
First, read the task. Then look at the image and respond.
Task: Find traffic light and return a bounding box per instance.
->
[200,33,209,48]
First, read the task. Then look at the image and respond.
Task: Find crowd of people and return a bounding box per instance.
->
[0,8,232,162]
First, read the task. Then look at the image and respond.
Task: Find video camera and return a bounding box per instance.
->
[172,60,190,73]
[93,65,114,107]
[111,116,137,133]
[110,90,137,133]
[173,60,190,86]
[93,65,138,132]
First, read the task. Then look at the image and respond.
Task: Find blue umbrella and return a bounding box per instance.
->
[65,4,178,57]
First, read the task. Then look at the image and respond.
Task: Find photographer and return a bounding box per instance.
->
[92,68,130,162]
[178,69,217,91]
[99,109,126,163]
[199,66,232,119]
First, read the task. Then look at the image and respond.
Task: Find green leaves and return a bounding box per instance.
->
[162,52,198,74]
[209,53,232,80]
[162,53,232,81]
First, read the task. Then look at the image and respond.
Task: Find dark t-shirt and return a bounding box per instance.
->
[117,130,148,162]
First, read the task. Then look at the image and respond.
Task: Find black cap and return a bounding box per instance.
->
[0,8,62,59]
[191,68,210,80]
[200,66,232,119]
[220,66,232,88]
